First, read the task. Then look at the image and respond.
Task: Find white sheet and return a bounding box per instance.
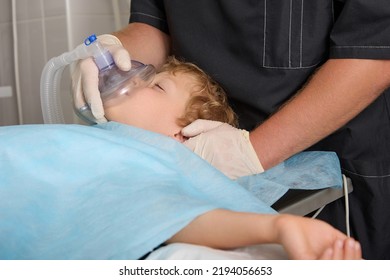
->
[146,243,288,260]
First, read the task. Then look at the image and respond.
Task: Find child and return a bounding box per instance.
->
[0,57,362,260]
[101,57,362,259]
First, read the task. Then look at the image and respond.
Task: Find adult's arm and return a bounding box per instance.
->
[250,58,390,170]
[113,22,171,69]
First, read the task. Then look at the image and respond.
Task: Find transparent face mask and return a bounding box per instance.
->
[99,60,156,107]
[77,60,156,124]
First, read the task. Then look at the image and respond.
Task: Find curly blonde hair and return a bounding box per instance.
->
[159,56,238,127]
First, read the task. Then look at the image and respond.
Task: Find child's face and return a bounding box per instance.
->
[104,71,194,142]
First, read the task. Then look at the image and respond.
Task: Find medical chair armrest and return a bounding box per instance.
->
[272,177,353,216]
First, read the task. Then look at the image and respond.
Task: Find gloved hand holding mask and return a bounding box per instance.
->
[182,119,264,179]
[72,34,131,123]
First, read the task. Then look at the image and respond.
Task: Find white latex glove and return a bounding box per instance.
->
[72,34,132,123]
[182,119,264,179]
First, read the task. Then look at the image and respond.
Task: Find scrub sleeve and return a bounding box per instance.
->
[130,0,390,259]
[318,0,390,260]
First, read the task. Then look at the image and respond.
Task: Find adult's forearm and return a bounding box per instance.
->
[250,59,390,170]
[113,22,171,69]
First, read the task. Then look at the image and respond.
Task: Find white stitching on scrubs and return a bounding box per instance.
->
[130,12,166,22]
[289,0,292,68]
[333,46,390,49]
[342,168,390,178]
[263,0,267,67]
[261,62,320,69]
[300,0,304,67]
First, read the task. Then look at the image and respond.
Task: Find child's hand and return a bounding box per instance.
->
[275,215,362,260]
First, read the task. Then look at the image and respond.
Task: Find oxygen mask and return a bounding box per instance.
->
[98,60,156,108]
[78,34,156,124]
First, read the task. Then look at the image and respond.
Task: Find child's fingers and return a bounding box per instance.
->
[319,247,333,259]
[345,238,362,260]
[332,239,344,259]
[343,238,356,259]
[319,238,362,260]
[318,240,343,260]
[335,238,362,260]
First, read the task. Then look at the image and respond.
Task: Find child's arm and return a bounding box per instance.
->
[166,209,362,259]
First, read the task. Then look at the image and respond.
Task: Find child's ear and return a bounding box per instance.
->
[173,131,188,143]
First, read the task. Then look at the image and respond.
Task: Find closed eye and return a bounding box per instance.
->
[153,83,164,91]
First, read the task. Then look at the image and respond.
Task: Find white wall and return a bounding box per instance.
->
[0,0,130,125]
